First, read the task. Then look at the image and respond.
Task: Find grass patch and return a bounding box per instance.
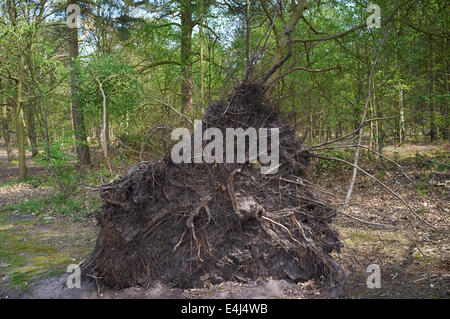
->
[3,193,100,220]
[0,209,97,293]
[0,175,47,189]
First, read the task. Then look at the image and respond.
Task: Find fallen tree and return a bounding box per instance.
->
[82,83,343,289]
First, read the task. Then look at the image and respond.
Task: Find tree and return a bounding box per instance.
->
[0,78,15,161]
[68,0,91,166]
[77,53,141,167]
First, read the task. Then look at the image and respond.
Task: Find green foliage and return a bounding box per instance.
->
[375,167,387,180]
[0,0,448,189]
[0,175,45,189]
[313,149,353,177]
[4,193,99,220]
[77,53,142,119]
[416,183,429,197]
[414,152,433,170]
[35,133,79,193]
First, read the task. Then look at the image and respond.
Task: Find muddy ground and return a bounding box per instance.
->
[0,145,448,299]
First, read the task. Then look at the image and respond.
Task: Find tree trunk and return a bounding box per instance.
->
[378,98,384,166]
[15,56,27,179]
[180,0,193,114]
[428,35,438,142]
[199,0,205,110]
[0,79,15,161]
[95,125,101,147]
[24,104,38,157]
[398,82,405,144]
[69,11,91,165]
[369,96,374,150]
[245,0,251,68]
[260,0,306,86]
[97,80,111,171]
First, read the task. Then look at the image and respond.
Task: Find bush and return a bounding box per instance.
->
[36,133,79,193]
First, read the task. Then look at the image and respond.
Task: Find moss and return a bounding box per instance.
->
[0,209,97,291]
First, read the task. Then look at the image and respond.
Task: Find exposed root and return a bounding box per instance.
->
[83,83,343,289]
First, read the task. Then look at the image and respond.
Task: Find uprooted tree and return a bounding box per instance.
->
[82,81,343,289]
[81,1,420,289]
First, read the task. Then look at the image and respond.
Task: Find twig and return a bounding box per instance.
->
[345,23,390,204]
[173,229,186,252]
[314,144,413,182]
[311,154,448,238]
[280,177,335,197]
[148,96,193,126]
[429,160,450,168]
[338,210,398,229]
[307,116,397,150]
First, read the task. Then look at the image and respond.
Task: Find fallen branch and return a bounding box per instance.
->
[311,154,448,238]
[314,144,413,182]
[338,210,398,229]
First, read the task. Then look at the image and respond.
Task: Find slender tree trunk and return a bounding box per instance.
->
[372,79,380,160]
[428,35,438,142]
[245,0,251,68]
[39,92,50,160]
[260,0,306,86]
[378,97,384,166]
[1,79,15,161]
[398,81,405,144]
[69,11,91,165]
[345,28,388,204]
[24,104,38,157]
[28,44,50,160]
[180,0,193,114]
[291,84,297,132]
[15,56,27,179]
[199,0,205,110]
[369,96,374,150]
[1,106,15,161]
[95,125,101,148]
[96,80,111,171]
[443,26,449,140]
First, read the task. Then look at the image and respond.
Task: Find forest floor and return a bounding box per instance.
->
[0,144,448,299]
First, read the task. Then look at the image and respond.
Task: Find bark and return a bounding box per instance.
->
[96,79,111,171]
[398,82,405,144]
[95,125,101,147]
[24,104,38,157]
[428,35,438,142]
[15,56,27,179]
[199,0,205,109]
[245,0,251,68]
[378,99,384,166]
[68,8,91,165]
[369,98,374,150]
[27,43,50,160]
[1,79,15,161]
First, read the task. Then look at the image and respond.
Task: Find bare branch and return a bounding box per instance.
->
[293,23,366,43]
[311,154,448,238]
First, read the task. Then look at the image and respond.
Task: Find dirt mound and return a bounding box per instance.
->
[82,83,343,289]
